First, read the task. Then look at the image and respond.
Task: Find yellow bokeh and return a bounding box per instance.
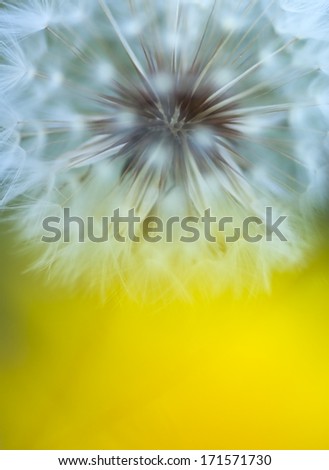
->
[0,227,329,449]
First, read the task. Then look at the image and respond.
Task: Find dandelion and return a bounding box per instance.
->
[0,0,328,299]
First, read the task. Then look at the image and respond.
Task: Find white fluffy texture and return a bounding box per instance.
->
[0,0,328,299]
[0,0,94,37]
[270,0,329,40]
[0,40,36,92]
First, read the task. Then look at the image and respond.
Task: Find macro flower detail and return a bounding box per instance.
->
[0,0,328,299]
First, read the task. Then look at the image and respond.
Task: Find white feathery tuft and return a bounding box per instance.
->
[0,0,92,37]
[272,0,329,40]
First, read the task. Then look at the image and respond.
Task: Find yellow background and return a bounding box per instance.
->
[0,226,329,449]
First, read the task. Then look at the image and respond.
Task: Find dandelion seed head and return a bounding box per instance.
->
[1,0,329,299]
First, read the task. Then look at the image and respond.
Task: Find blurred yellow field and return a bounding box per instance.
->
[1,229,328,449]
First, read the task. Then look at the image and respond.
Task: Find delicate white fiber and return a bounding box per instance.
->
[272,0,329,40]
